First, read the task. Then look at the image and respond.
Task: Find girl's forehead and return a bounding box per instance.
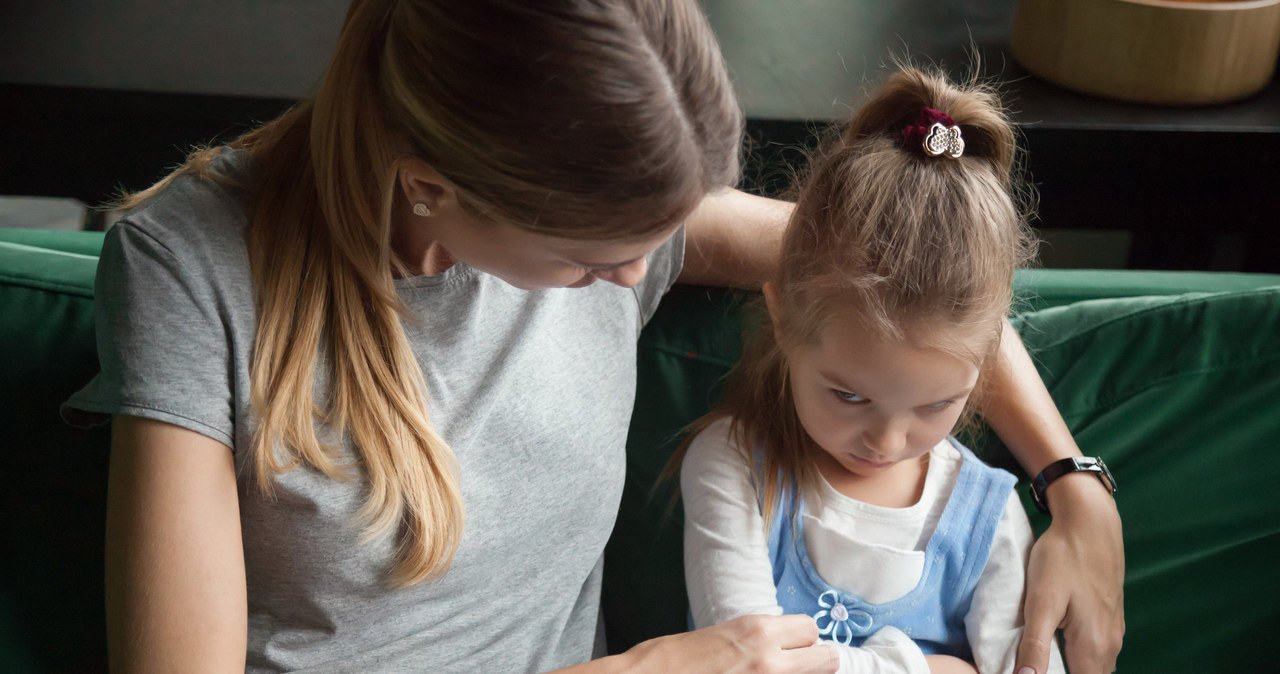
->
[813,306,997,359]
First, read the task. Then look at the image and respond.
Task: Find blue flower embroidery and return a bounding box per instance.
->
[812,590,873,645]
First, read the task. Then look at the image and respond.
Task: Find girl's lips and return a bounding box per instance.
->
[850,454,892,469]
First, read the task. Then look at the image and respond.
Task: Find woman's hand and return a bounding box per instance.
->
[1015,474,1124,674]
[563,614,837,674]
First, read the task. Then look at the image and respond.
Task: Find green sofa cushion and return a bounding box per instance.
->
[605,280,1280,673]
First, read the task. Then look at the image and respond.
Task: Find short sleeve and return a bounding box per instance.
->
[63,220,239,448]
[633,224,686,326]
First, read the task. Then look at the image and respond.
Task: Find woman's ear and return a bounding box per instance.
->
[762,281,786,346]
[397,158,454,213]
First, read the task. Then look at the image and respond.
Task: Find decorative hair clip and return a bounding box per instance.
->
[900,108,964,159]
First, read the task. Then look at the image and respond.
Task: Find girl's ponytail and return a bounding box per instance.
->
[844,68,1017,183]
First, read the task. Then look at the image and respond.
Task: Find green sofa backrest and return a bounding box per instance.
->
[4,226,1280,672]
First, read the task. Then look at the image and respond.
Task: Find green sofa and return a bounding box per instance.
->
[3,226,1279,673]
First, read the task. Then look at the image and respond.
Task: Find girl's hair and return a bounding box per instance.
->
[678,66,1036,528]
[120,0,742,586]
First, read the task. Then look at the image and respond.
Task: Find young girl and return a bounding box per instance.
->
[679,67,1069,674]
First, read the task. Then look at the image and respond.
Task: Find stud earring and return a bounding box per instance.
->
[412,202,432,217]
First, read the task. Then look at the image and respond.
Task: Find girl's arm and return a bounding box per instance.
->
[105,416,247,672]
[923,656,980,674]
[965,493,1066,674]
[683,190,1124,674]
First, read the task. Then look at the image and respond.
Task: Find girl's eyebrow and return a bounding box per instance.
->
[817,369,862,395]
[819,368,973,404]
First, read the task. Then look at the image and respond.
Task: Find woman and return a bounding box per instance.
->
[67,1,1122,672]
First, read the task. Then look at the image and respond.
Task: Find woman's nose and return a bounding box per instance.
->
[592,257,648,288]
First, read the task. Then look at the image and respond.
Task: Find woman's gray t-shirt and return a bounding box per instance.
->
[66,150,684,672]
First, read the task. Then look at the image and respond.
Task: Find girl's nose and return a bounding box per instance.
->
[592,257,648,288]
[862,421,907,458]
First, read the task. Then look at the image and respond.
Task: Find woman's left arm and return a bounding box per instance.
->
[681,188,790,288]
[983,321,1124,674]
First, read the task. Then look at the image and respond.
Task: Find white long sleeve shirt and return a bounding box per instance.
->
[681,418,1065,674]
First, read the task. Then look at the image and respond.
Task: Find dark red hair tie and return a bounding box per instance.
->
[900,107,965,159]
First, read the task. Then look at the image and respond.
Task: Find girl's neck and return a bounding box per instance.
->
[813,445,931,509]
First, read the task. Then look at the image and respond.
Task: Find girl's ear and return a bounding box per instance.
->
[762,281,786,346]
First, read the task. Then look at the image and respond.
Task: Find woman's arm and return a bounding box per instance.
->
[680,188,791,288]
[105,415,247,672]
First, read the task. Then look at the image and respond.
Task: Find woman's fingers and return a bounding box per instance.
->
[768,612,822,649]
[1014,565,1064,674]
[781,641,840,674]
[662,614,835,674]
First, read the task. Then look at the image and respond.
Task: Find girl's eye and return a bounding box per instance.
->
[925,400,954,410]
[834,390,867,403]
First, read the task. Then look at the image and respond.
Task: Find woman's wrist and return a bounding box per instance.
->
[1040,469,1120,521]
[1030,456,1116,515]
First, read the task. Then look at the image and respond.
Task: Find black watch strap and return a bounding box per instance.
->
[1030,456,1117,515]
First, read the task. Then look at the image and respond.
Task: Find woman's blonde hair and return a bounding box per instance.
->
[121,0,742,586]
[679,66,1036,529]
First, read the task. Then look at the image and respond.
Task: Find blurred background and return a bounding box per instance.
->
[1,0,1277,271]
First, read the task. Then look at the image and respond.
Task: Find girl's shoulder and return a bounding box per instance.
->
[681,416,753,475]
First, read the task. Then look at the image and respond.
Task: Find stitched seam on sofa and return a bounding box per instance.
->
[1024,287,1280,350]
[0,272,95,298]
[1058,350,1280,423]
[638,342,739,369]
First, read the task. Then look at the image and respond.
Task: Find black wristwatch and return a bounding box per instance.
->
[1030,456,1117,515]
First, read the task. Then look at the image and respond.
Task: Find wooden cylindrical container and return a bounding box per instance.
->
[1011,0,1280,105]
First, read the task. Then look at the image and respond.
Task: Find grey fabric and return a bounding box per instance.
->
[66,150,684,672]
